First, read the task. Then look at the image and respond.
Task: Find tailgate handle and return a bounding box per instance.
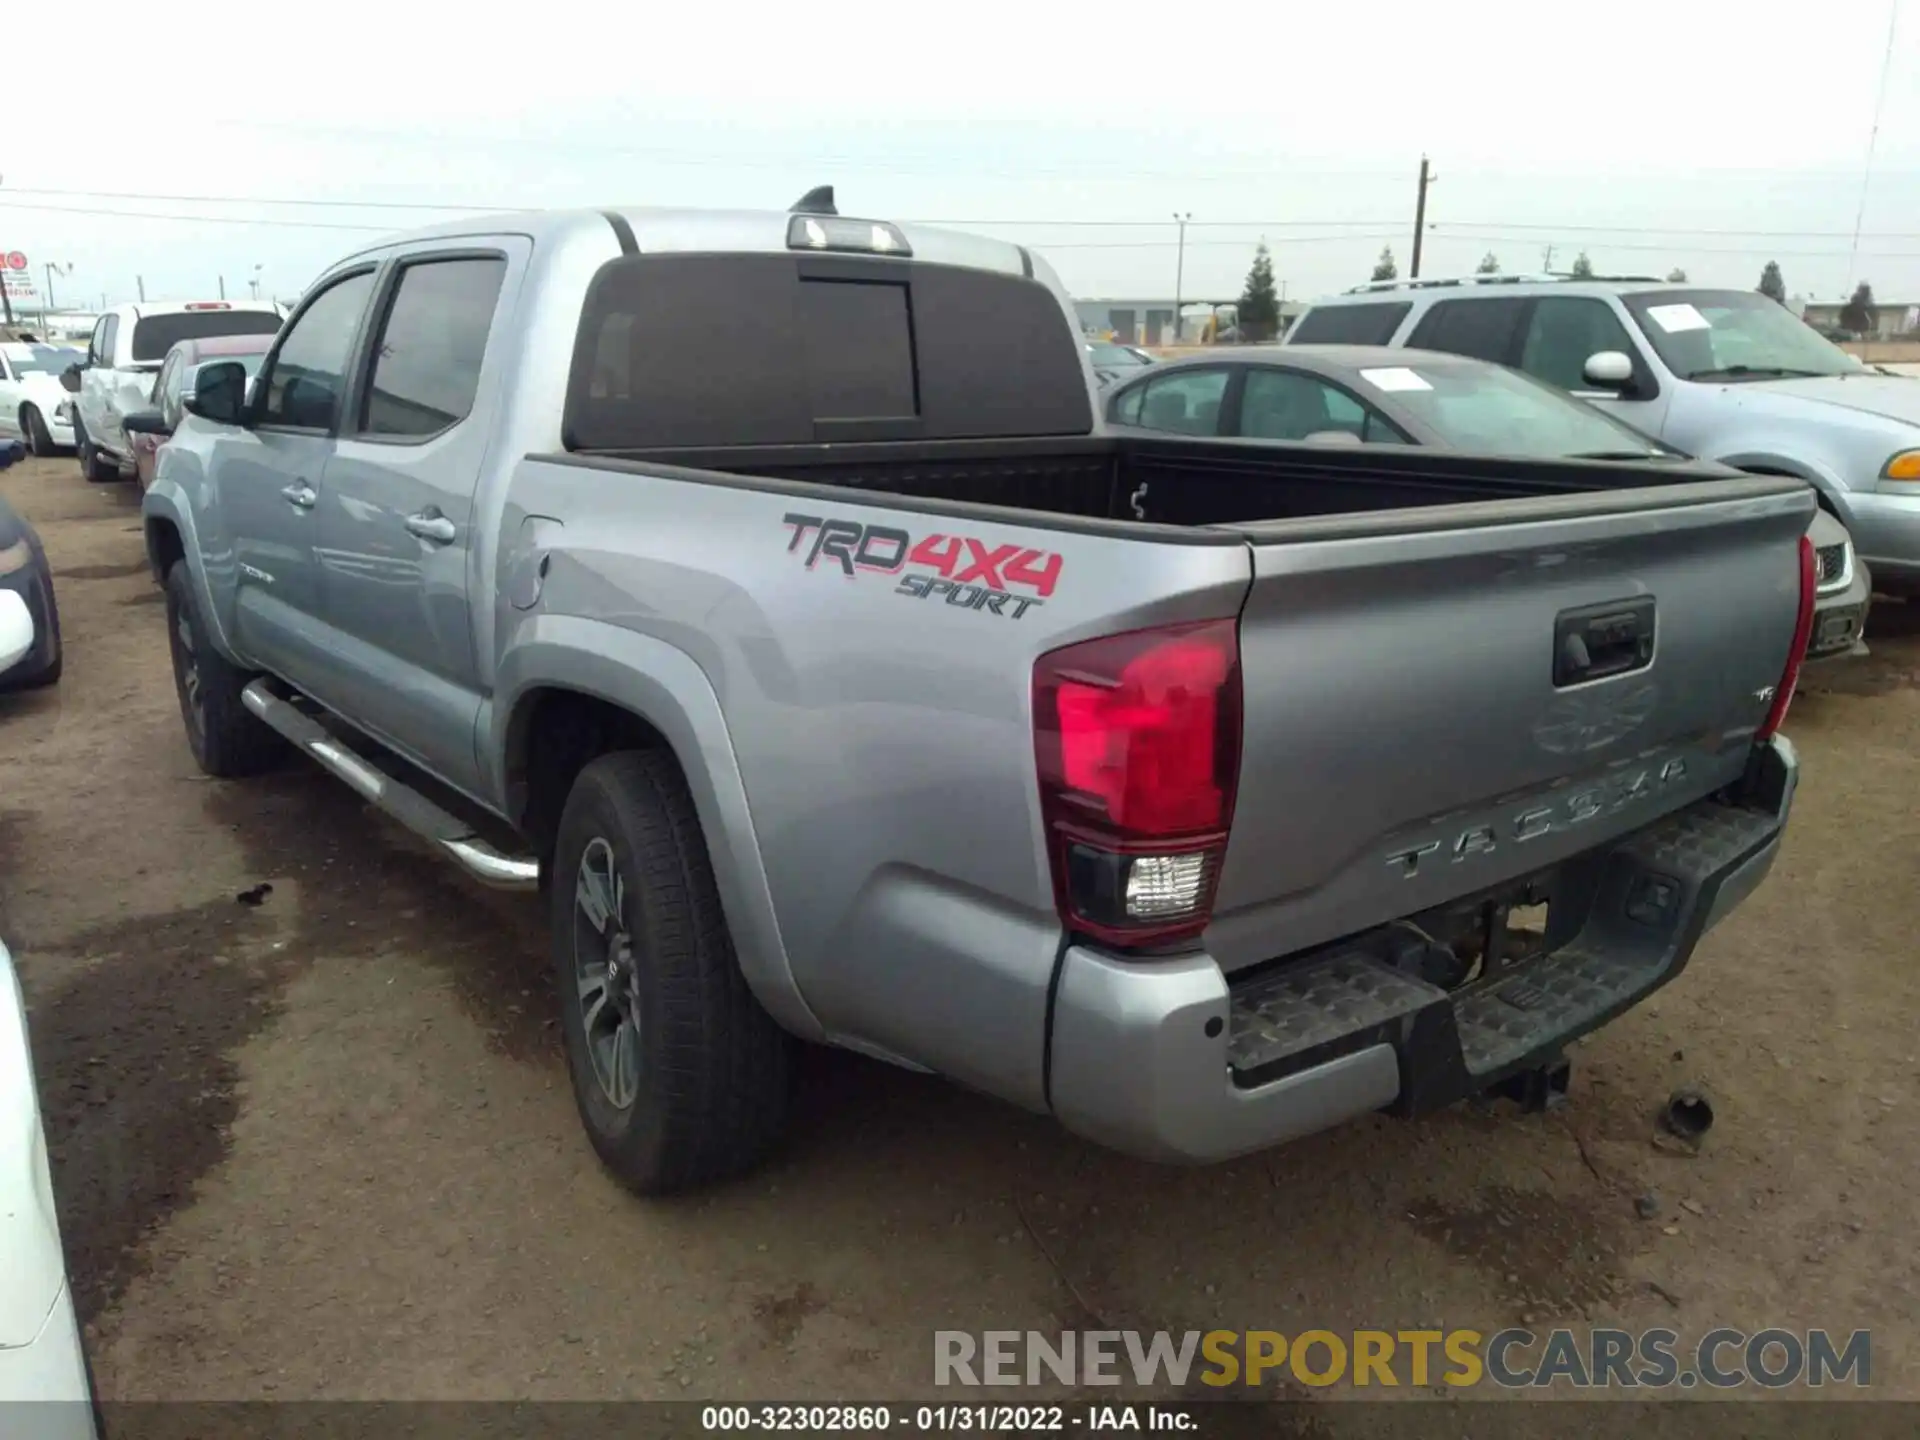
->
[1554,597,1655,686]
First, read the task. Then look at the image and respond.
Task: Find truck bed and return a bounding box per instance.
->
[569,432,1739,533]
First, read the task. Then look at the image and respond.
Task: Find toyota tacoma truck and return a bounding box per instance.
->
[140,193,1814,1193]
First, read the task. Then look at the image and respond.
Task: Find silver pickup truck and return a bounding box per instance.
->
[142,196,1814,1193]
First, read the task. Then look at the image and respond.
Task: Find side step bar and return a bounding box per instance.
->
[240,680,540,892]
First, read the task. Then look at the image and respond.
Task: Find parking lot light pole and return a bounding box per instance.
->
[1172,212,1191,343]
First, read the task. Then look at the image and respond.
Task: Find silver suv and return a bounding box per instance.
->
[1286,275,1920,597]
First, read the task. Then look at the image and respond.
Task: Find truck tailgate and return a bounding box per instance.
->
[1206,475,1814,973]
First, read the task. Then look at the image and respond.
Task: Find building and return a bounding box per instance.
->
[1075,297,1308,345]
[1797,299,1920,340]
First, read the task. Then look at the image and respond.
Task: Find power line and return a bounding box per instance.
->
[8,188,1920,241]
[2,198,1916,263]
[0,200,396,231]
[1848,0,1904,287]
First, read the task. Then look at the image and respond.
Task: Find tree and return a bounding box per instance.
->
[1570,251,1595,279]
[1371,246,1398,282]
[1666,267,1688,283]
[1476,252,1501,275]
[1758,261,1787,303]
[1238,243,1280,341]
[1840,281,1876,334]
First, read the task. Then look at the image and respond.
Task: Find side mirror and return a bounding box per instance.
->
[182,361,248,425]
[1582,350,1635,390]
[122,409,171,437]
[58,364,84,394]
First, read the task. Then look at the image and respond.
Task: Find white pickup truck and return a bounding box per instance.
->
[60,300,282,481]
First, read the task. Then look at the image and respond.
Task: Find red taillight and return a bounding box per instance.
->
[1034,619,1242,950]
[1756,533,1816,742]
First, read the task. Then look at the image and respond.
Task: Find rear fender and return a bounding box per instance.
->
[491,614,825,1042]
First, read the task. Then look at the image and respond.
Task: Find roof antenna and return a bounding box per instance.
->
[790,186,837,216]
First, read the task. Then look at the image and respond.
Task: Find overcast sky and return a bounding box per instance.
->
[6,0,1916,314]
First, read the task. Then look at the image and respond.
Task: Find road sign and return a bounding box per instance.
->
[4,252,26,272]
[2,276,37,299]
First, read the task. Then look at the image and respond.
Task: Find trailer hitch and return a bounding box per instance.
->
[1492,1054,1572,1114]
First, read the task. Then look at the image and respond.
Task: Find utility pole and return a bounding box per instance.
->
[1541,243,1557,272]
[218,275,226,301]
[1410,156,1435,279]
[1,271,13,328]
[1172,212,1191,343]
[137,275,146,302]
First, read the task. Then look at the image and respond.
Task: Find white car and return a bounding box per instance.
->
[0,592,97,1435]
[0,345,84,457]
[64,301,283,483]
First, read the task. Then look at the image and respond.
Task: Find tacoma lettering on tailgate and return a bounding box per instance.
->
[1386,755,1691,878]
[782,513,1063,620]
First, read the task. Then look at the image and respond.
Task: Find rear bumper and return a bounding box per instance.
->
[1047,736,1797,1164]
[1845,490,1920,588]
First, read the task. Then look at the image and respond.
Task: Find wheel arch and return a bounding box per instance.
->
[493,618,824,1042]
[1716,452,1847,521]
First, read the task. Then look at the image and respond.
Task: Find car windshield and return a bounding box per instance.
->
[1620,289,1865,381]
[1086,342,1149,368]
[1356,360,1674,460]
[4,347,84,375]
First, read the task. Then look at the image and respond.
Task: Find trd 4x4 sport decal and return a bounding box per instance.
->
[782,513,1063,621]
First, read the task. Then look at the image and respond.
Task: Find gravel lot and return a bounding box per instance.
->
[2,453,1918,1413]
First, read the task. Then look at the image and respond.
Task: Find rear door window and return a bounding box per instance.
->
[1129,368,1230,436]
[131,309,282,363]
[1288,302,1412,346]
[1406,298,1527,364]
[1239,367,1408,443]
[359,256,507,438]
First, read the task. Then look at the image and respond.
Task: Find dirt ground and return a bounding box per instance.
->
[2,453,1918,1413]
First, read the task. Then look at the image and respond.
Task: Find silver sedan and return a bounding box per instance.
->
[1104,344,1871,664]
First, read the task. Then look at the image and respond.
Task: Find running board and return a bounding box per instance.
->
[240,680,539,892]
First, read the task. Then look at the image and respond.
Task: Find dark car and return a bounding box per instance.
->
[1105,343,1872,663]
[126,334,275,489]
[0,488,61,690]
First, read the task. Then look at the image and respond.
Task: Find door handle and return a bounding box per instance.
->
[281,481,317,509]
[406,509,457,544]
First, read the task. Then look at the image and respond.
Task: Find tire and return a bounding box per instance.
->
[74,418,120,483]
[20,405,54,457]
[162,561,283,777]
[551,750,791,1193]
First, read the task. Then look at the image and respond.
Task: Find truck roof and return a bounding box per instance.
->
[338,206,1037,281]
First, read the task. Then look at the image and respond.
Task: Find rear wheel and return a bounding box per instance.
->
[162,561,283,777]
[551,751,791,1193]
[75,420,119,483]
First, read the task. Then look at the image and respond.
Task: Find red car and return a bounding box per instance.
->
[127,333,274,489]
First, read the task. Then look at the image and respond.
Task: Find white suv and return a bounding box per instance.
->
[60,301,282,481]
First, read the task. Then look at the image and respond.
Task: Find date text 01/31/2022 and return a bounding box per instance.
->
[700,1404,1188,1431]
[783,513,1065,621]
